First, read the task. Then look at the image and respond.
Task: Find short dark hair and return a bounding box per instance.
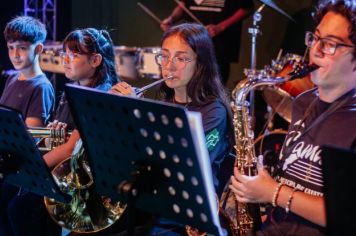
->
[4,16,47,43]
[314,0,356,60]
[63,28,119,87]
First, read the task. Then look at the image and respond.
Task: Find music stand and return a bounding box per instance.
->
[0,105,68,203]
[65,84,225,235]
[321,145,356,236]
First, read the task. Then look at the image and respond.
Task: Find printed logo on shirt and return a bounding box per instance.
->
[206,128,220,151]
[279,119,324,196]
[194,0,204,4]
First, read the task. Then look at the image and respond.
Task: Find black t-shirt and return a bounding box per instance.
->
[0,71,55,124]
[172,99,231,191]
[54,82,113,131]
[181,0,254,62]
[262,88,356,235]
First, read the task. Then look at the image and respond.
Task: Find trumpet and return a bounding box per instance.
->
[28,126,72,152]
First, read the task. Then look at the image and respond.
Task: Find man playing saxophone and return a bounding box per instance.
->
[230,0,356,235]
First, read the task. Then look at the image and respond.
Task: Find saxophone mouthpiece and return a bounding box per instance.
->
[288,63,319,81]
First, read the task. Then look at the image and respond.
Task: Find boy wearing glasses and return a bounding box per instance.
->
[0,16,54,127]
[230,1,356,235]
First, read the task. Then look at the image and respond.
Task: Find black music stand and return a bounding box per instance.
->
[321,145,356,236]
[0,105,68,203]
[65,84,225,235]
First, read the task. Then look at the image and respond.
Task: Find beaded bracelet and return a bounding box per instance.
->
[285,188,297,213]
[272,182,283,207]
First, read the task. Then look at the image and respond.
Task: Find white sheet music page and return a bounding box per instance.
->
[186,110,224,236]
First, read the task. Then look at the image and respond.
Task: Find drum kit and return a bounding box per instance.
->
[40,44,162,80]
[40,43,64,74]
[244,0,315,163]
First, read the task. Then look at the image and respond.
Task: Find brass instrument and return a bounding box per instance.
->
[41,77,176,233]
[29,128,126,233]
[28,126,71,152]
[229,69,280,235]
[43,140,127,233]
[220,63,319,235]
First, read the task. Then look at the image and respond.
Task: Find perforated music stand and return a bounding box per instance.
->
[65,84,224,235]
[321,145,356,236]
[0,106,68,203]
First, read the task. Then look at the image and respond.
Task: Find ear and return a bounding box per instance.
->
[34,43,44,55]
[90,53,103,68]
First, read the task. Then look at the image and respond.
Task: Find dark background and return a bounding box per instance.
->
[0,0,317,90]
[0,0,319,158]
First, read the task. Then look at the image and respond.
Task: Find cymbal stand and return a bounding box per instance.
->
[247,4,265,121]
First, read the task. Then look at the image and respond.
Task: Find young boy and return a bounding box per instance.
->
[0,15,54,127]
[0,16,57,236]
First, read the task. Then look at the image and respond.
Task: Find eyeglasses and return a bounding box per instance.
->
[305,31,354,55]
[155,53,194,69]
[59,51,81,62]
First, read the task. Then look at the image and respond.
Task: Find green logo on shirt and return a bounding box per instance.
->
[206,128,220,151]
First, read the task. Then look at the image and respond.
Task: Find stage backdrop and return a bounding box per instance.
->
[0,0,316,90]
[70,0,316,90]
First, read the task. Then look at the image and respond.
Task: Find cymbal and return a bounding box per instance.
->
[258,0,294,22]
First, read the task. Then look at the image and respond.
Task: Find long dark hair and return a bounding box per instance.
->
[314,0,356,61]
[63,28,119,87]
[157,23,234,145]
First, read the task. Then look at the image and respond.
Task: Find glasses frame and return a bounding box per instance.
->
[155,53,195,69]
[59,51,96,62]
[305,31,354,55]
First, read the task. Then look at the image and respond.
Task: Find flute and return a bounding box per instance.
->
[135,75,173,95]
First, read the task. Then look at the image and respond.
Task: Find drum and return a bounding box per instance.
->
[138,47,161,79]
[40,43,64,74]
[263,54,315,122]
[254,129,287,176]
[114,46,140,80]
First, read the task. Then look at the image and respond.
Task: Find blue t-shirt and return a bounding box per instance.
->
[0,72,55,124]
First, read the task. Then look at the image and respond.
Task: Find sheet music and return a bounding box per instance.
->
[186,111,225,236]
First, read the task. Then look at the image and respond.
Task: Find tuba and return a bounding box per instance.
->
[42,77,174,233]
[220,63,319,235]
[43,139,126,233]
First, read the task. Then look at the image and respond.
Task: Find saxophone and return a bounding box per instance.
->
[220,63,319,235]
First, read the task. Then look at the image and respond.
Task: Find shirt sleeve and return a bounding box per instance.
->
[27,83,55,124]
[201,102,230,190]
